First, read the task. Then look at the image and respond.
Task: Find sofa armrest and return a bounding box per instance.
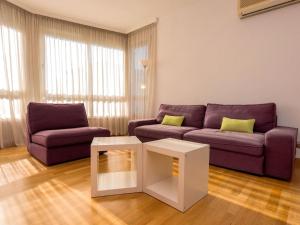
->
[265,126,298,180]
[128,119,157,136]
[25,113,32,147]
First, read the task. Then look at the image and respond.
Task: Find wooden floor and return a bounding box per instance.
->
[0,147,299,225]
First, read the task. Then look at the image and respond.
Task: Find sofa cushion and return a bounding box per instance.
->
[32,127,110,148]
[27,102,89,134]
[161,115,184,126]
[183,128,265,156]
[135,124,198,140]
[204,103,277,133]
[156,104,206,128]
[220,117,255,133]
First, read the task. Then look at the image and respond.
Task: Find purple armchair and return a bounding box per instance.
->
[129,103,298,180]
[26,102,110,165]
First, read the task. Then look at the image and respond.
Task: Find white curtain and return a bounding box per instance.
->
[0,1,28,147]
[0,0,157,147]
[39,18,128,135]
[128,24,157,119]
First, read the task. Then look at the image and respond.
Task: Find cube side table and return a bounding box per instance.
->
[143,138,209,212]
[91,136,142,197]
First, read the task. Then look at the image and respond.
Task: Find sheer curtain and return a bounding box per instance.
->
[39,18,128,135]
[0,1,28,147]
[0,0,157,147]
[128,24,157,119]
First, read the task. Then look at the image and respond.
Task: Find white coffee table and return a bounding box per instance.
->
[91,136,142,197]
[143,138,209,212]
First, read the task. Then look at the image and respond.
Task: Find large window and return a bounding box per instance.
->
[44,35,126,117]
[0,25,23,119]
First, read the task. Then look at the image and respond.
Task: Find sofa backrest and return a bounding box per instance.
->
[156,104,206,128]
[204,103,277,133]
[27,102,89,134]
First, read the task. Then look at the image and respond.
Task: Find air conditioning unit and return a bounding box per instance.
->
[239,0,300,18]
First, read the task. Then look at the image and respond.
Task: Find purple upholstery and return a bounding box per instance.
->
[136,136,157,143]
[28,143,93,166]
[128,103,298,180]
[32,127,110,148]
[135,124,197,140]
[26,102,110,165]
[156,104,206,128]
[209,148,264,175]
[184,128,265,156]
[128,118,157,136]
[204,103,277,133]
[27,102,89,134]
[264,127,298,180]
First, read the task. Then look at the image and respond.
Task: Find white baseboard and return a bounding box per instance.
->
[296,148,300,159]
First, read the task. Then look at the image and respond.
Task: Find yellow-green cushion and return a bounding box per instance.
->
[161,115,184,127]
[220,117,255,133]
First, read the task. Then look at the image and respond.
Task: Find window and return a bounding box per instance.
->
[91,45,125,97]
[133,46,148,72]
[91,45,126,117]
[0,25,23,119]
[44,35,127,117]
[130,45,148,116]
[44,36,88,98]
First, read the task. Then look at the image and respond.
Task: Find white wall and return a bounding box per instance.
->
[156,0,300,140]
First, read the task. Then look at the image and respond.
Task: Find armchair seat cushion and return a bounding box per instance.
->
[135,124,198,140]
[32,127,110,148]
[184,128,265,156]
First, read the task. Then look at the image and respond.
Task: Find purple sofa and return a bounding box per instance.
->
[128,103,298,180]
[26,102,110,165]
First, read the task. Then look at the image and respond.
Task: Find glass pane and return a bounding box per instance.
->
[91,45,125,97]
[93,101,127,117]
[0,25,23,92]
[133,46,148,71]
[43,36,127,118]
[131,45,148,116]
[44,36,88,96]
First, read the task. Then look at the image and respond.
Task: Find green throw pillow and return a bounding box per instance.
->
[161,115,184,127]
[220,117,255,133]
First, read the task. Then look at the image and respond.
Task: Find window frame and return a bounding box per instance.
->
[42,34,128,118]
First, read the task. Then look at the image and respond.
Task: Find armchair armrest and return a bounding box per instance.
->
[128,118,157,136]
[25,113,32,147]
[265,126,298,180]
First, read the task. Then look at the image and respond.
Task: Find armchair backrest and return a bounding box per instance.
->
[204,103,277,133]
[27,102,89,134]
[156,104,207,128]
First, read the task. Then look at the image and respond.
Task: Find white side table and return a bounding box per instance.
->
[143,138,209,212]
[91,136,142,197]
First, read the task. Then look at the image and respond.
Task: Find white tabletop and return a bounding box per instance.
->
[91,136,141,147]
[143,138,208,154]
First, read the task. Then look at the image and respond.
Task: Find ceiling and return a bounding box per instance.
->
[7,0,197,33]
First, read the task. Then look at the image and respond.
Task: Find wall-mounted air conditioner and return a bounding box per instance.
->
[239,0,300,18]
